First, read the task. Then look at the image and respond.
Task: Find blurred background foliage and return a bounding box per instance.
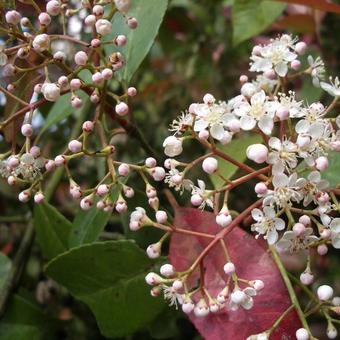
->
[0,0,340,339]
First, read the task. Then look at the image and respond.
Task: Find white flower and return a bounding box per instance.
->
[251,206,285,245]
[234,90,277,135]
[320,76,340,97]
[169,112,193,135]
[278,91,303,118]
[192,101,233,140]
[230,287,256,311]
[263,172,303,208]
[164,168,192,193]
[267,137,298,171]
[320,214,340,249]
[307,55,325,87]
[41,83,60,102]
[191,179,213,210]
[163,136,183,157]
[295,171,329,206]
[13,153,44,181]
[250,35,298,77]
[276,228,318,253]
[162,285,182,309]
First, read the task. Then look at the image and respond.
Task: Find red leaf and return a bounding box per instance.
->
[169,207,301,340]
[276,14,316,33]
[276,0,340,13]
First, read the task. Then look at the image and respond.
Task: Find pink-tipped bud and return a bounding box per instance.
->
[8,156,19,169]
[160,263,175,277]
[223,262,235,275]
[71,96,83,108]
[320,228,331,240]
[30,146,41,158]
[123,186,134,198]
[70,78,82,90]
[291,60,301,71]
[114,34,127,47]
[38,12,51,26]
[264,69,276,80]
[255,182,268,196]
[115,102,129,116]
[95,19,112,35]
[295,41,307,55]
[118,163,130,176]
[74,51,88,66]
[92,4,104,17]
[172,280,183,291]
[127,87,137,97]
[115,200,127,213]
[80,195,93,210]
[21,123,33,137]
[191,194,203,207]
[198,129,209,140]
[7,176,16,186]
[317,285,333,301]
[18,190,30,203]
[239,75,248,83]
[92,72,104,85]
[203,93,215,105]
[300,271,314,285]
[155,210,167,224]
[34,192,45,204]
[150,167,166,181]
[276,107,289,121]
[127,16,138,29]
[145,157,157,168]
[58,76,69,88]
[85,14,96,26]
[102,68,113,80]
[293,223,306,237]
[97,184,109,196]
[68,140,82,153]
[90,38,101,48]
[246,144,268,164]
[182,299,195,314]
[299,215,311,226]
[46,0,61,16]
[317,244,328,256]
[45,160,55,171]
[82,120,94,133]
[54,155,66,166]
[315,156,329,171]
[146,243,161,259]
[145,272,162,285]
[251,279,265,291]
[202,157,218,174]
[5,10,21,25]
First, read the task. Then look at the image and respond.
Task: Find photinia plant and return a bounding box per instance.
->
[0,0,340,339]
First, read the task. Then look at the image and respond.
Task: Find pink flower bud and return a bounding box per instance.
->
[7,176,16,186]
[145,157,157,168]
[54,155,66,166]
[101,68,113,80]
[95,19,112,35]
[172,280,183,291]
[41,83,60,102]
[97,184,109,196]
[295,41,307,55]
[90,92,100,103]
[151,167,166,181]
[292,223,306,237]
[45,160,55,171]
[317,192,329,204]
[171,173,183,185]
[317,244,328,256]
[317,285,333,301]
[127,87,137,97]
[246,144,268,164]
[160,263,174,277]
[129,220,140,231]
[32,34,50,52]
[299,215,311,226]
[191,194,203,207]
[291,60,301,71]
[264,69,276,80]
[92,5,104,17]
[92,72,104,84]
[226,119,241,132]
[38,12,51,26]
[5,10,21,25]
[255,182,268,196]
[68,140,82,153]
[300,271,314,285]
[239,75,248,83]
[145,272,162,285]
[146,243,161,259]
[97,200,105,210]
[123,186,134,198]
[203,93,215,105]
[198,129,209,140]
[82,120,94,133]
[70,184,82,199]
[58,76,69,88]
[202,157,218,174]
[241,82,256,97]
[30,146,41,158]
[296,328,309,340]
[118,163,130,176]
[252,45,262,56]
[115,35,127,47]
[7,84,15,92]
[115,200,127,213]
[80,195,93,210]
[126,16,138,29]
[20,17,30,27]
[223,262,235,275]
[46,0,61,16]
[34,192,45,204]
[114,0,131,13]
[115,102,129,116]
[84,14,96,26]
[19,190,31,203]
[315,156,329,171]
[320,228,331,239]
[155,210,167,224]
[182,299,195,314]
[216,210,232,227]
[71,96,83,108]
[74,51,89,66]
[90,38,101,48]
[8,156,19,169]
[252,279,264,291]
[276,107,289,121]
[194,299,209,317]
[150,286,161,297]
[21,123,33,137]
[70,78,82,90]
[148,197,159,210]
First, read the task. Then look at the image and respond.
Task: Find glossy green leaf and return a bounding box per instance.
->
[0,253,11,290]
[45,241,165,338]
[33,202,72,259]
[232,0,286,45]
[105,0,168,83]
[0,324,42,340]
[210,134,262,188]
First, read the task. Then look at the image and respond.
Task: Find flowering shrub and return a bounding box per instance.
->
[0,0,340,339]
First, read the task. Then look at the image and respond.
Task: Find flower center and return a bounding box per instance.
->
[250,103,264,119]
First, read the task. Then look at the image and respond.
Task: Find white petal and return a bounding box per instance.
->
[332,234,340,249]
[274,218,285,231]
[258,116,273,135]
[268,137,281,151]
[263,206,275,219]
[308,171,321,183]
[210,123,225,140]
[240,115,256,131]
[267,229,278,245]
[194,119,208,132]
[330,218,340,233]
[250,90,266,106]
[295,120,309,134]
[275,62,288,77]
[251,208,263,222]
[273,173,288,188]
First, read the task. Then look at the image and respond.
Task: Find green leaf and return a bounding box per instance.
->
[320,151,340,187]
[0,324,42,340]
[0,253,12,290]
[210,134,262,188]
[39,91,88,135]
[33,203,72,260]
[232,0,286,45]
[68,206,110,248]
[105,0,168,83]
[45,241,165,337]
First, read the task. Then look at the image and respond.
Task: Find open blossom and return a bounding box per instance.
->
[229,287,257,311]
[307,55,325,87]
[320,214,340,249]
[251,206,285,245]
[276,228,318,253]
[249,35,298,77]
[267,137,298,171]
[234,90,277,135]
[190,179,213,210]
[169,112,193,135]
[192,100,233,140]
[320,76,340,97]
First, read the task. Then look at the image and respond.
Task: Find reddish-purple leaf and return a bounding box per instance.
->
[169,207,301,340]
